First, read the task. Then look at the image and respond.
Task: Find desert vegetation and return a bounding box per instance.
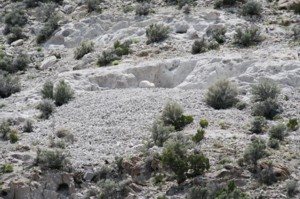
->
[0,0,299,198]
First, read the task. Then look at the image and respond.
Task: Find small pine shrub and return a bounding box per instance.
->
[0,120,11,140]
[251,79,280,102]
[4,7,27,30]
[241,0,262,16]
[0,72,21,98]
[53,80,74,106]
[160,101,193,131]
[12,53,29,72]
[292,25,300,40]
[252,98,281,120]
[269,123,286,141]
[146,23,170,44]
[286,180,298,197]
[7,26,25,44]
[205,80,238,109]
[191,39,208,54]
[165,0,195,8]
[36,14,59,44]
[192,129,205,143]
[36,148,68,170]
[23,120,33,133]
[187,186,209,199]
[268,138,279,149]
[243,138,267,166]
[213,181,249,198]
[234,26,262,47]
[161,141,188,183]
[212,27,227,44]
[0,52,12,72]
[41,80,54,99]
[257,163,277,185]
[97,179,131,199]
[199,119,208,129]
[187,153,210,176]
[86,0,102,13]
[235,101,247,110]
[9,130,19,143]
[97,50,120,67]
[151,120,175,147]
[135,3,151,16]
[291,3,300,14]
[74,40,94,60]
[113,40,132,56]
[249,116,267,134]
[37,99,55,119]
[182,4,191,14]
[287,118,298,131]
[1,163,13,173]
[56,129,69,138]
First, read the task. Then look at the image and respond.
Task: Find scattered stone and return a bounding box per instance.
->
[39,56,57,70]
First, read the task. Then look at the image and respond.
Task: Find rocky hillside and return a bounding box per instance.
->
[0,0,300,198]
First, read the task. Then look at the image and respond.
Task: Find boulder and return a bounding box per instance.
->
[139,80,155,88]
[278,0,300,9]
[11,39,23,47]
[39,56,57,70]
[175,22,189,34]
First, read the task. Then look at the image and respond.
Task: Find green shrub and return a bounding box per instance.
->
[9,130,19,143]
[191,39,208,54]
[286,180,298,197]
[251,79,280,102]
[269,123,286,141]
[0,120,11,140]
[0,52,12,72]
[205,80,238,109]
[249,116,267,134]
[160,101,193,131]
[287,118,298,131]
[135,3,151,16]
[161,140,209,183]
[241,0,262,16]
[187,153,210,176]
[213,181,249,198]
[23,120,33,133]
[212,27,227,44]
[165,0,195,8]
[199,119,208,129]
[192,129,205,143]
[97,50,120,67]
[37,99,55,119]
[151,120,174,146]
[113,40,132,56]
[36,14,59,44]
[161,141,188,183]
[182,4,191,14]
[1,163,13,173]
[4,7,27,30]
[36,148,68,170]
[257,163,277,185]
[235,101,247,110]
[268,138,279,149]
[41,80,54,99]
[187,186,209,199]
[146,23,170,44]
[7,26,25,44]
[243,138,267,166]
[252,98,281,120]
[292,25,300,40]
[234,27,262,47]
[0,72,21,98]
[74,40,94,60]
[12,53,29,72]
[97,179,131,199]
[53,80,74,106]
[56,129,69,138]
[86,0,102,13]
[291,3,300,14]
